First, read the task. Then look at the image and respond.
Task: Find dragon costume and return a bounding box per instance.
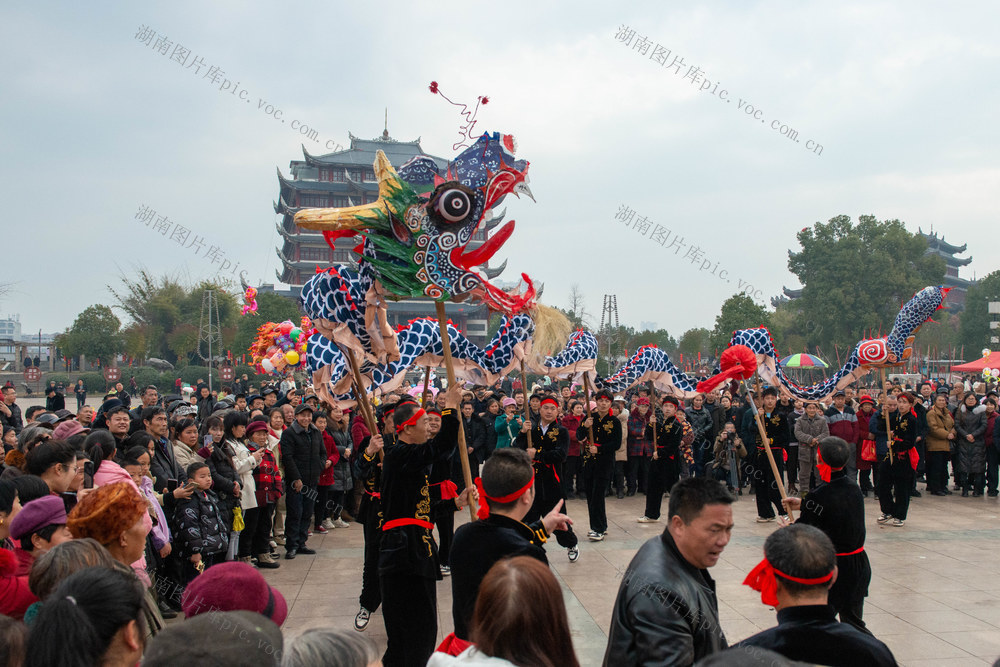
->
[539,286,950,401]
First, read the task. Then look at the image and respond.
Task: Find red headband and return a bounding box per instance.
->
[540,397,559,408]
[395,408,426,433]
[473,474,534,520]
[743,557,834,606]
[816,449,844,484]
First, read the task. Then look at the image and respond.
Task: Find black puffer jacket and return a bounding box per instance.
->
[280,421,326,487]
[604,531,727,666]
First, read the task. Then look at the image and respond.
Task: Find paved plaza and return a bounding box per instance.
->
[266,490,1000,666]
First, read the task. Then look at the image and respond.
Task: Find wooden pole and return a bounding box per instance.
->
[421,366,432,407]
[434,302,477,521]
[520,357,533,450]
[742,382,793,520]
[582,373,596,463]
[343,348,382,462]
[880,368,893,458]
[648,380,657,459]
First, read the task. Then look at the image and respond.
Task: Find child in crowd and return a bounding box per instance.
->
[172,462,229,582]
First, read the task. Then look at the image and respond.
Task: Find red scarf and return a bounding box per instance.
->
[743,557,834,606]
[473,474,534,520]
[816,449,844,483]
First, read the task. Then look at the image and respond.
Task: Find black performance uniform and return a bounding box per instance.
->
[449,513,548,640]
[578,411,622,534]
[753,410,790,519]
[875,409,917,521]
[353,433,388,615]
[516,419,577,549]
[378,408,458,667]
[796,469,873,634]
[736,605,897,666]
[643,415,683,520]
[428,426,460,568]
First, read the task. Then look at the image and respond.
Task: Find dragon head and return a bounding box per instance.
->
[294,132,536,314]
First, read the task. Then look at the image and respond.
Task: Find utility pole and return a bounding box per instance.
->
[599,294,620,375]
[197,290,223,392]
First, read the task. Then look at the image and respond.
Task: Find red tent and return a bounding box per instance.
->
[951,351,1000,372]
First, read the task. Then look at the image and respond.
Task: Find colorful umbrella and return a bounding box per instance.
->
[780,353,829,369]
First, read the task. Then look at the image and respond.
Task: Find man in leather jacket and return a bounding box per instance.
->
[604,477,734,666]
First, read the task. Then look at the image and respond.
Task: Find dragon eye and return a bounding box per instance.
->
[435,188,471,223]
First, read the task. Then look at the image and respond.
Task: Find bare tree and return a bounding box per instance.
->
[568,284,590,327]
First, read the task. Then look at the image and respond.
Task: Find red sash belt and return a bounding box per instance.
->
[429,480,459,500]
[547,463,560,483]
[382,518,433,531]
[836,546,865,557]
[364,490,381,499]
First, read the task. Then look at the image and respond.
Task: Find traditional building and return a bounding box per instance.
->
[270,130,493,344]
[917,229,973,310]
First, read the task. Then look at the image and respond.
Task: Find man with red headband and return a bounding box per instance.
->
[781,436,872,635]
[578,388,622,541]
[378,385,474,667]
[637,396,684,523]
[515,395,580,561]
[447,448,571,646]
[351,402,392,632]
[737,524,895,666]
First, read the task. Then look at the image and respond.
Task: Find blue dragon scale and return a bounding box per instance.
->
[538,286,951,401]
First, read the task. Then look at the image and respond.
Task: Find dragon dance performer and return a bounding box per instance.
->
[781,436,873,635]
[753,387,790,523]
[577,389,622,542]
[442,448,572,651]
[874,392,918,528]
[378,386,474,667]
[515,396,580,562]
[351,403,393,632]
[637,396,684,523]
[426,407,460,575]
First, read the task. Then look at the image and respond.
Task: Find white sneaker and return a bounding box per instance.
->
[588,532,606,542]
[334,518,350,528]
[440,565,451,576]
[354,607,371,631]
[567,546,580,562]
[321,518,335,530]
[756,516,776,523]
[636,516,659,523]
[876,513,893,524]
[891,518,905,527]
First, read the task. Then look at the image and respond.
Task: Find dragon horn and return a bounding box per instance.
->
[482,259,507,279]
[294,151,402,231]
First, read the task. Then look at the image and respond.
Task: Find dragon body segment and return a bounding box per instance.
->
[539,287,949,401]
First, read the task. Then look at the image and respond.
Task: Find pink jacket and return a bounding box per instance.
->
[93,461,152,585]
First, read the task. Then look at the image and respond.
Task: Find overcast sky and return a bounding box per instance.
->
[2,1,997,338]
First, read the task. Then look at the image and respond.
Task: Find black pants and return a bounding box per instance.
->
[284,487,316,552]
[987,447,999,494]
[644,455,677,520]
[584,459,613,533]
[238,506,260,558]
[626,454,649,493]
[877,458,914,520]
[786,444,799,486]
[838,598,872,636]
[432,506,455,566]
[611,460,626,494]
[754,450,785,519]
[314,485,332,525]
[359,499,381,613]
[381,573,436,667]
[957,472,985,494]
[249,502,275,556]
[926,451,950,493]
[562,455,582,496]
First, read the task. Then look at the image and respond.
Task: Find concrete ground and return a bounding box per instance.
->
[266,488,1000,666]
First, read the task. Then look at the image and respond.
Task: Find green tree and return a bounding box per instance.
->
[959,271,1000,355]
[788,215,945,352]
[57,305,124,364]
[678,328,711,360]
[709,294,772,353]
